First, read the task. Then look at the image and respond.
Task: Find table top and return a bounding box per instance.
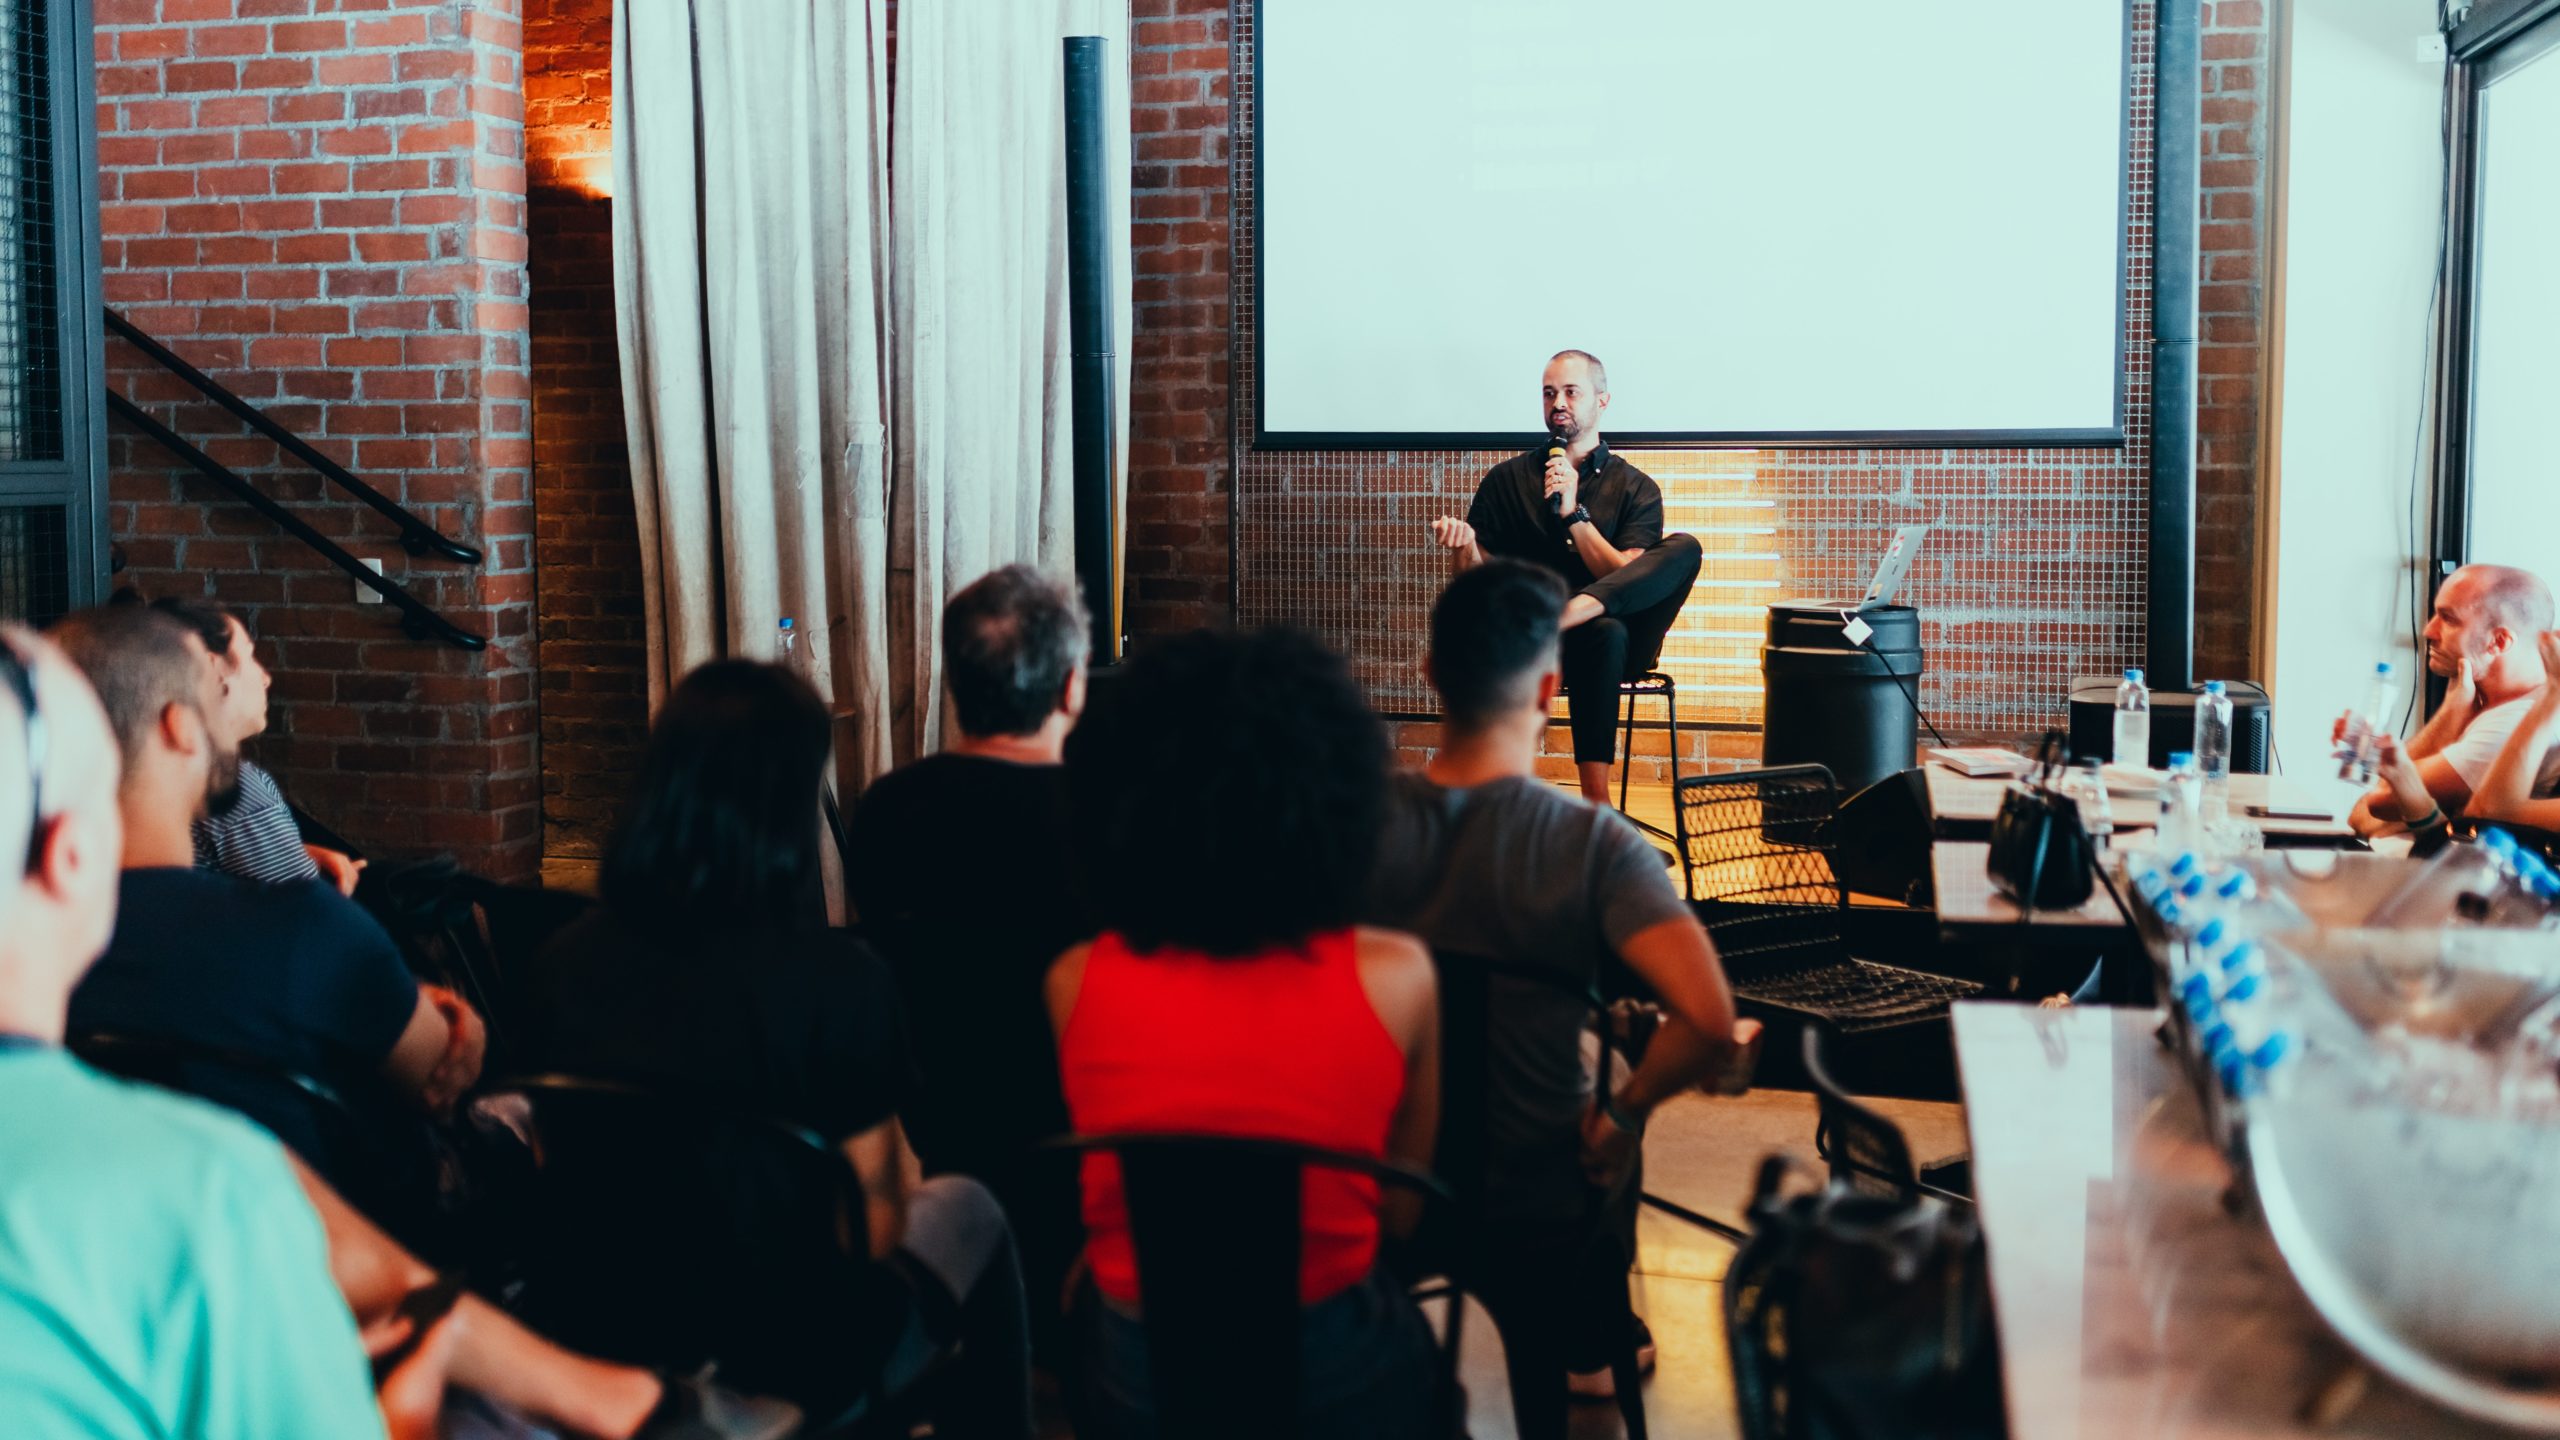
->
[1925,764,2356,844]
[1952,1002,2521,1439]
[1932,840,2131,934]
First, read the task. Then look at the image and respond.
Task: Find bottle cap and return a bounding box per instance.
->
[2223,972,2262,1004]
[2197,918,2227,949]
[2124,668,2143,681]
[2177,972,2212,1006]
[2220,940,2261,973]
[2158,900,2185,928]
[2171,852,2200,876]
[2374,661,2393,675]
[2169,750,2194,767]
[2252,1032,2293,1070]
[2217,1050,2252,1098]
[2215,871,2257,902]
[778,617,795,630]
[2180,874,2208,901]
[2205,680,2225,695]
[2481,828,2515,855]
[2185,986,2216,1022]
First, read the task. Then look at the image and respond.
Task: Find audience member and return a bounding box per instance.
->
[147,597,362,893]
[521,659,1033,1438]
[0,627,794,1440]
[2385,627,2560,835]
[847,563,1090,1335]
[1052,627,1442,1439]
[1369,560,1741,1421]
[48,605,483,1212]
[2349,564,2553,836]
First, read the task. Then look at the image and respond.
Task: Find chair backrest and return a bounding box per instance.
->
[483,1073,879,1413]
[1426,949,1618,1221]
[1673,766,1851,980]
[1048,1131,1448,1440]
[69,1029,437,1242]
[1799,1027,1920,1204]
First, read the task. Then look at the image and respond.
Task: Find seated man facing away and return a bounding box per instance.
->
[47,606,482,1219]
[0,628,794,1440]
[147,596,362,893]
[2349,563,2552,837]
[1366,560,1743,1429]
[847,563,1089,1332]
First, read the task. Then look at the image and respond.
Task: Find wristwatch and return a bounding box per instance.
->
[1601,1092,1647,1137]
[1564,506,1593,531]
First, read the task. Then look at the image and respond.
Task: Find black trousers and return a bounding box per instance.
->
[1560,533,1703,764]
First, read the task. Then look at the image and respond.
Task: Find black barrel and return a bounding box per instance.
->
[1760,602,1922,797]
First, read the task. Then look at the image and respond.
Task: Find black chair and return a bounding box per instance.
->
[1673,765,1983,1037]
[1800,1028,1968,1207]
[1422,950,1651,1440]
[1048,1131,1458,1440]
[1615,669,1684,843]
[70,1029,445,1252]
[482,1074,940,1435]
[361,858,592,1052]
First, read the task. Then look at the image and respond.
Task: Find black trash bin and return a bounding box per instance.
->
[1760,602,1923,797]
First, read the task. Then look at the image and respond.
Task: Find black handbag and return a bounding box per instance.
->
[1985,729,2094,909]
[1724,1157,2005,1440]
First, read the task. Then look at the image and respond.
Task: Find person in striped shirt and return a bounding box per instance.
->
[146,597,364,895]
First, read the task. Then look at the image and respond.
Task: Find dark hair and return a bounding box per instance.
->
[1067,627,1387,956]
[943,565,1090,738]
[147,596,240,660]
[45,605,208,770]
[1430,560,1567,729]
[601,660,831,932]
[1549,348,1609,392]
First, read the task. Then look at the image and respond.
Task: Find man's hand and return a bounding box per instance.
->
[2375,735,2436,822]
[308,844,365,897]
[417,984,486,1115]
[2540,629,2560,678]
[2441,657,2480,726]
[1428,516,1476,552]
[1542,451,1580,519]
[1578,1100,1642,1191]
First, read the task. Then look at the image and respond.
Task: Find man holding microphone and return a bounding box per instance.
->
[1430,350,1702,804]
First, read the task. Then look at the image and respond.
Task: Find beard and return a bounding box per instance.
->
[204,747,246,819]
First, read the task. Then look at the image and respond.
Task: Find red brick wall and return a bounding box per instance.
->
[524,0,640,862]
[1129,1,2270,784]
[95,0,540,879]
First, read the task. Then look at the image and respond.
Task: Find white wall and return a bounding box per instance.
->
[2465,39,2560,573]
[2271,0,2446,794]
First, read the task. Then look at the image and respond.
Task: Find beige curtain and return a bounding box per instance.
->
[890,0,1132,760]
[612,0,895,789]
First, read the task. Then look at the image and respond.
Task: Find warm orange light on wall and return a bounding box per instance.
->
[568,152,612,201]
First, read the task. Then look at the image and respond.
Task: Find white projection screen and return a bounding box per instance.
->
[1254,2,2132,448]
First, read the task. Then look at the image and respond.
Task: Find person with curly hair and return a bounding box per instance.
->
[1048,628,1441,1438]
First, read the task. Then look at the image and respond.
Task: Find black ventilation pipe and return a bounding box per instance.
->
[2147,0,2201,692]
[1063,36,1123,664]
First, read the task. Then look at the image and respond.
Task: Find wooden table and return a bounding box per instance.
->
[1953,1002,2521,1439]
[1924,764,2356,847]
[1931,840,2133,938]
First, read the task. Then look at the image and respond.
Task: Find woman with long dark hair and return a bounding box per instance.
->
[1049,628,1442,1437]
[522,660,1031,1439]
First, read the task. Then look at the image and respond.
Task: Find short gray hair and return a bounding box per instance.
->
[2455,564,2555,638]
[941,565,1090,738]
[1548,349,1609,393]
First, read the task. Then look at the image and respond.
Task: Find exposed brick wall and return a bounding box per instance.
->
[1166,2,2270,785]
[95,0,539,880]
[524,0,640,861]
[2195,0,2269,682]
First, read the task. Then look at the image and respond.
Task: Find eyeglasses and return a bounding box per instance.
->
[0,640,45,876]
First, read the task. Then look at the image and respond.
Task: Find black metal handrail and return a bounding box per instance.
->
[106,391,487,652]
[102,308,483,566]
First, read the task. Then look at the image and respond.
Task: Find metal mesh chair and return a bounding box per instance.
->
[1615,670,1682,842]
[1673,764,1982,1035]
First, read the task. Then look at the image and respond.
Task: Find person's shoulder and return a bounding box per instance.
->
[1609,452,1663,494]
[1,1053,299,1198]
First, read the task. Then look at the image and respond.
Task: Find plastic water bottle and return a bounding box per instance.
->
[2368,828,2537,930]
[2113,668,2151,767]
[2160,752,2203,857]
[2194,681,2233,827]
[776,616,815,690]
[2335,662,2399,784]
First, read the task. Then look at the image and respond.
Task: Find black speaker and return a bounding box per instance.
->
[1823,768,1936,907]
[2067,677,2271,773]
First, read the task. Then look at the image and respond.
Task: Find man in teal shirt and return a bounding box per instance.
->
[0,626,384,1438]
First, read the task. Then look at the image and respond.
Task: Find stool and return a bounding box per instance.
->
[1616,670,1681,843]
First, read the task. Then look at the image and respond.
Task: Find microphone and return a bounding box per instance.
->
[1545,428,1568,517]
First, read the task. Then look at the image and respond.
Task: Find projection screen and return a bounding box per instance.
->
[1253,1,2132,448]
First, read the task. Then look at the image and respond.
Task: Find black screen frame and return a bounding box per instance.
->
[1246,0,2137,452]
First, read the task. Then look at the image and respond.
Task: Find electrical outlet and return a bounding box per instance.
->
[355,557,385,604]
[2417,33,2448,63]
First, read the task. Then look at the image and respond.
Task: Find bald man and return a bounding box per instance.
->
[1430,350,1703,804]
[2351,563,2554,836]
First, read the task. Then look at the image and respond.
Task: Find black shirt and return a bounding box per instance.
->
[1465,441,1666,592]
[845,754,1086,1177]
[68,869,423,1189]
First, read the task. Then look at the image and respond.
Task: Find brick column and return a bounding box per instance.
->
[96,0,540,880]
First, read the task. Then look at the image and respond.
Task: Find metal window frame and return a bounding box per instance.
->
[2433,0,2560,574]
[0,0,103,612]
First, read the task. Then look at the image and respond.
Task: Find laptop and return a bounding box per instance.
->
[1860,524,1931,607]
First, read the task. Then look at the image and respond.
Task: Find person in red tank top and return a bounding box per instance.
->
[1047,628,1442,1440]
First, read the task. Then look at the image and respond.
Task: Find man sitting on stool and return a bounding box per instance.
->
[1429,349,1701,804]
